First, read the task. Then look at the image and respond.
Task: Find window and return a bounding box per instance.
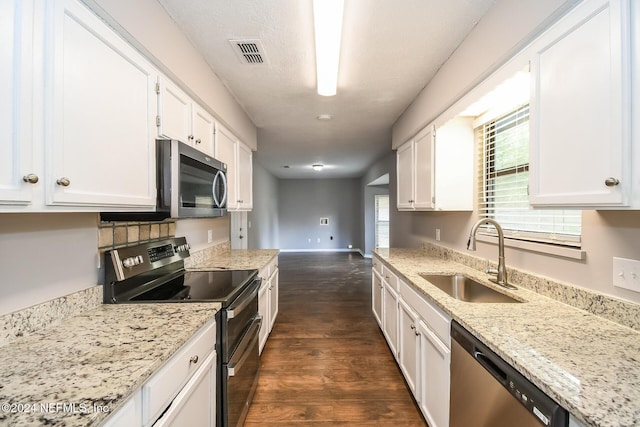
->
[478,105,581,246]
[375,195,389,248]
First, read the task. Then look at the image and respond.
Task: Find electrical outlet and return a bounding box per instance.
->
[308,238,311,243]
[317,238,321,243]
[207,229,213,243]
[613,257,640,293]
[436,228,441,241]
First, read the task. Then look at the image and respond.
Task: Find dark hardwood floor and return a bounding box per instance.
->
[245,252,427,426]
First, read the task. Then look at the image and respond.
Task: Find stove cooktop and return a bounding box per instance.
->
[129,269,258,307]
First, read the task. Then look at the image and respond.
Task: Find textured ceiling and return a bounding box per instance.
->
[157,0,495,179]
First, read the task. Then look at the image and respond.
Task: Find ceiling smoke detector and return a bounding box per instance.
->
[229,39,268,65]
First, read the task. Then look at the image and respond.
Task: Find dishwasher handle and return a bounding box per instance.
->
[474,350,508,386]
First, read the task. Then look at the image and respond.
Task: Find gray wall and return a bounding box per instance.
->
[248,162,280,249]
[360,152,394,256]
[278,179,362,251]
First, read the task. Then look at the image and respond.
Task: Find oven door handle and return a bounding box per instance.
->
[228,316,262,377]
[227,279,261,319]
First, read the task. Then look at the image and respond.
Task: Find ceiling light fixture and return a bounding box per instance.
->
[313,0,344,96]
[312,164,324,171]
[317,114,333,121]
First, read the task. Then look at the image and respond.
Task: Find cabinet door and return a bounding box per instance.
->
[413,126,435,209]
[258,278,270,354]
[101,392,141,427]
[214,124,238,210]
[152,351,216,427]
[236,142,253,210]
[382,282,399,359]
[268,267,279,332]
[191,103,215,155]
[398,299,420,400]
[0,0,34,205]
[396,141,414,210]
[371,269,383,327]
[158,77,191,143]
[529,0,631,207]
[419,321,450,427]
[46,0,157,208]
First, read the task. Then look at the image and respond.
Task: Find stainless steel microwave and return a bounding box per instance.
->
[101,139,227,221]
[157,139,227,218]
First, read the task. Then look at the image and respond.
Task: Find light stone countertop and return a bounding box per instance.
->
[0,303,220,427]
[374,248,640,427]
[187,248,280,272]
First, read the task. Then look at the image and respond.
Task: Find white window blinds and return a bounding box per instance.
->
[478,105,581,246]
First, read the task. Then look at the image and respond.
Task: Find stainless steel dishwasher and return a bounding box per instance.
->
[450,321,568,427]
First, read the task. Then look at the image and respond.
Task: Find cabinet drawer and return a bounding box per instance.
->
[142,319,216,425]
[399,279,451,348]
[372,256,383,275]
[382,268,399,291]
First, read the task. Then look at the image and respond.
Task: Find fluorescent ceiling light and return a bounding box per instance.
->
[312,164,324,171]
[313,0,344,96]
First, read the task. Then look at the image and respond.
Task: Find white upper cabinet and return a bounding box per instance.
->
[44,0,157,208]
[157,77,215,156]
[0,0,34,206]
[397,118,473,211]
[529,0,633,208]
[214,123,253,211]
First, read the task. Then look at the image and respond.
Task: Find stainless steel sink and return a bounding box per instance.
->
[419,274,522,303]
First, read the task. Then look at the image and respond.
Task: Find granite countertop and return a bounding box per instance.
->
[374,248,640,427]
[187,248,279,272]
[0,303,220,427]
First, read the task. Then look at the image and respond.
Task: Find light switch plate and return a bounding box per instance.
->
[613,257,640,293]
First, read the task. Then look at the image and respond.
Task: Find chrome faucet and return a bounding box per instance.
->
[467,218,516,290]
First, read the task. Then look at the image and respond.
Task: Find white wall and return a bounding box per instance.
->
[84,0,257,150]
[390,0,640,304]
[278,179,362,251]
[0,213,99,315]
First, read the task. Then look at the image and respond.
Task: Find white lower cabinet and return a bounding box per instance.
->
[371,269,383,327]
[258,256,279,354]
[418,320,450,427]
[382,280,399,360]
[152,352,216,427]
[398,298,420,399]
[373,261,452,427]
[101,392,142,427]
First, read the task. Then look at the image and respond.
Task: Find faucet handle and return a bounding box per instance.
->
[485,260,498,276]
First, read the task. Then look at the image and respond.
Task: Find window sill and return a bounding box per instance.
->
[476,234,586,260]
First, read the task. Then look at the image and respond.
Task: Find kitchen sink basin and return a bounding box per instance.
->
[419,274,522,303]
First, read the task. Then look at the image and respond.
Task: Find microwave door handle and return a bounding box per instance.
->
[212,171,220,207]
[215,170,228,207]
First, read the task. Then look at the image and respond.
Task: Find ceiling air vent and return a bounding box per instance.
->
[229,39,268,65]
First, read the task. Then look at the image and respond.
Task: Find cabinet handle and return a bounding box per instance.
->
[604,177,620,187]
[189,355,199,364]
[188,135,194,140]
[415,331,420,336]
[22,174,39,184]
[410,324,416,330]
[195,138,201,144]
[56,177,71,187]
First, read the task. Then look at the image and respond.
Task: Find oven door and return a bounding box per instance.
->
[223,316,261,427]
[222,279,260,361]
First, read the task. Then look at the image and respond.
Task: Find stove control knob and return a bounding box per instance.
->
[135,255,144,265]
[122,257,137,268]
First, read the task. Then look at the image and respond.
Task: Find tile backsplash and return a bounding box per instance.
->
[98,220,176,251]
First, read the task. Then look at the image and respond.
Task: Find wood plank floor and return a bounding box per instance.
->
[245,252,427,426]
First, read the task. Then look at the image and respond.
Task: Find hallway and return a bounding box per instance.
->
[245,252,426,426]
